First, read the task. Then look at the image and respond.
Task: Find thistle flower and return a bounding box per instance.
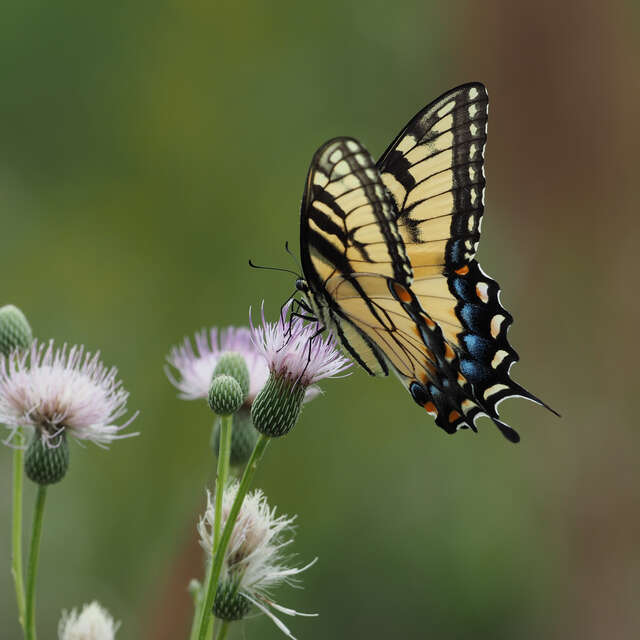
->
[0,340,138,448]
[198,483,316,638]
[166,327,268,402]
[58,601,119,640]
[249,302,351,437]
[166,326,321,405]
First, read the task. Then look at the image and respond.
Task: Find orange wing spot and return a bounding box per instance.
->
[422,314,436,329]
[457,373,467,386]
[455,265,469,276]
[419,372,428,384]
[392,282,412,303]
[424,402,437,416]
[413,325,422,337]
[448,410,462,423]
[444,343,455,361]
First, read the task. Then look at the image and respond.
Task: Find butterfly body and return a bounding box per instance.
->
[297,83,557,442]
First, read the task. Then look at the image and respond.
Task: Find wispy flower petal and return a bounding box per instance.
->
[0,340,137,447]
[250,302,351,387]
[58,601,119,640]
[198,483,316,637]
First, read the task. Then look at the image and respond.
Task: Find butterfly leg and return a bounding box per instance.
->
[297,324,326,380]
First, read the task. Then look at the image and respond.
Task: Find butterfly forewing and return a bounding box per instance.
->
[378,82,488,272]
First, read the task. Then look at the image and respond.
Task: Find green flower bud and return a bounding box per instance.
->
[213,352,250,402]
[211,407,259,466]
[24,432,70,485]
[212,581,251,621]
[251,374,306,438]
[0,305,33,356]
[208,375,243,416]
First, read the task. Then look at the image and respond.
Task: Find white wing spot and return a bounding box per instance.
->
[491,350,510,369]
[346,140,359,152]
[484,383,509,400]
[355,154,368,167]
[490,314,505,338]
[470,188,479,206]
[329,149,343,164]
[469,105,478,118]
[334,160,350,177]
[467,215,475,232]
[469,87,479,99]
[313,171,329,187]
[437,101,455,118]
[475,282,489,303]
[365,168,377,181]
[469,143,478,158]
[469,165,477,181]
[470,123,479,136]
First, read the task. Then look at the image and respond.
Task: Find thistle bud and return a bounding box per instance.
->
[213,352,250,402]
[251,375,306,438]
[212,581,251,621]
[24,432,70,485]
[0,305,33,356]
[211,407,259,466]
[208,375,243,416]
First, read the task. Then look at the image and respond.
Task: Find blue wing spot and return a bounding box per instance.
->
[459,303,486,333]
[452,277,475,302]
[409,381,429,405]
[460,358,492,383]
[462,334,493,360]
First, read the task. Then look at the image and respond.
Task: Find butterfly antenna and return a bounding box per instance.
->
[284,241,302,270]
[248,260,300,278]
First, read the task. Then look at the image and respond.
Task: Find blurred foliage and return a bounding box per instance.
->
[1,1,638,639]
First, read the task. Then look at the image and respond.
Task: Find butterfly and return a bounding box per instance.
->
[292,82,558,442]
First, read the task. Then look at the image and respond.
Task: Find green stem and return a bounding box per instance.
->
[215,621,230,640]
[195,434,270,640]
[213,415,232,551]
[11,427,26,630]
[191,415,232,640]
[188,580,204,640]
[25,485,47,640]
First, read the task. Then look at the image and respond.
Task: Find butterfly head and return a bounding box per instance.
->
[295,278,309,294]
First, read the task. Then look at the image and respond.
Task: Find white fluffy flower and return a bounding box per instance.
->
[0,340,137,447]
[198,483,316,638]
[58,601,119,640]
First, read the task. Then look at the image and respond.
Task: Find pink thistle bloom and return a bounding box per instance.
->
[166,326,322,404]
[166,327,267,402]
[0,340,138,447]
[249,302,351,388]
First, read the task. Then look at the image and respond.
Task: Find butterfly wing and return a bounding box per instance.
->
[377,82,557,438]
[300,136,503,438]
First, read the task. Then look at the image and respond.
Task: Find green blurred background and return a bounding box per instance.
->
[1,1,638,638]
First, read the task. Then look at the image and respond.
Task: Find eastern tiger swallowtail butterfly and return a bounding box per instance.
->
[292,82,558,442]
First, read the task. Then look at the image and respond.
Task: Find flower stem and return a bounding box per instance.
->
[191,415,232,640]
[188,581,204,640]
[25,484,47,640]
[11,427,26,630]
[215,621,230,640]
[195,433,270,640]
[213,415,232,551]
